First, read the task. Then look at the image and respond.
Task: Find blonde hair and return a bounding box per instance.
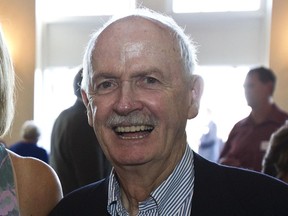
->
[0,26,15,136]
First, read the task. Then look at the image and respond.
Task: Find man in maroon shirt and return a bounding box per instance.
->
[219,67,288,171]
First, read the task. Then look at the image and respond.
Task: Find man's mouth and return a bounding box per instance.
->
[113,125,154,139]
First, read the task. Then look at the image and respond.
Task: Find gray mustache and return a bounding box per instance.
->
[106,112,158,128]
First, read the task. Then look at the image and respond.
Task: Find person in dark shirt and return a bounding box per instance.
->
[10,120,48,163]
[50,68,111,195]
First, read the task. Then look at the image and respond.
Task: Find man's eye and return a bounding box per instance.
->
[94,80,118,94]
[137,76,162,90]
[144,77,158,84]
[99,81,113,89]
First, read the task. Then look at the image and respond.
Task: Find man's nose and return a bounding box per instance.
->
[113,81,143,115]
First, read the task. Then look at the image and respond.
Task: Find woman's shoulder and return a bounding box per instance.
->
[9,150,58,182]
[9,150,63,216]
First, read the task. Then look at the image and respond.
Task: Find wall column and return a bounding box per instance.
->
[270,0,288,111]
[0,0,36,146]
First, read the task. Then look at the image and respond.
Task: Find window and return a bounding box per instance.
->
[34,67,78,152]
[173,0,261,13]
[35,0,136,152]
[37,0,136,19]
[186,66,251,153]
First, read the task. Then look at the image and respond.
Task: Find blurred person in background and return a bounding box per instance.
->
[10,120,48,163]
[198,108,222,162]
[262,122,288,183]
[50,68,111,195]
[219,67,288,171]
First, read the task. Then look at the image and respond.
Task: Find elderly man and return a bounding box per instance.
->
[49,8,288,216]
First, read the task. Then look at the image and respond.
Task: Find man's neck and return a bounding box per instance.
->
[114,143,186,215]
[251,102,273,124]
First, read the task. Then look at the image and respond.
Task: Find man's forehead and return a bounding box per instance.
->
[90,15,183,74]
[98,15,172,39]
[93,16,178,57]
[246,73,260,82]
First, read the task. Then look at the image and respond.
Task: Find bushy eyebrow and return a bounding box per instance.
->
[92,67,165,81]
[91,72,117,82]
[131,68,164,79]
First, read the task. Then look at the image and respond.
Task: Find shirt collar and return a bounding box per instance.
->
[152,145,194,214]
[244,104,286,125]
[107,144,194,215]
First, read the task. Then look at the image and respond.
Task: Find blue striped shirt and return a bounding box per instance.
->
[107,145,194,215]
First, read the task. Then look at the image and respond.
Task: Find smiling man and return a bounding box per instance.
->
[49,8,288,216]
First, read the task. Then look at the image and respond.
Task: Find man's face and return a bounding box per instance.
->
[83,17,200,168]
[244,73,271,108]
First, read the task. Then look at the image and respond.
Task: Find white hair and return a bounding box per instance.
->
[82,7,198,92]
[21,120,41,142]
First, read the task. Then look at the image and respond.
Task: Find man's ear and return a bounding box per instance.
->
[267,81,274,97]
[81,90,93,126]
[187,75,204,119]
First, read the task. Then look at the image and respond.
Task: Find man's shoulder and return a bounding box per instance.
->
[193,152,288,214]
[273,104,288,120]
[49,178,109,216]
[194,151,288,187]
[55,107,79,121]
[9,142,29,153]
[59,178,108,203]
[230,116,251,130]
[52,105,87,130]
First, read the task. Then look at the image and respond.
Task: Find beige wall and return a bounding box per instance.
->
[0,0,35,146]
[270,0,288,112]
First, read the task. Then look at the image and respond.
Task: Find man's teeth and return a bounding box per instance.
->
[114,125,153,133]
